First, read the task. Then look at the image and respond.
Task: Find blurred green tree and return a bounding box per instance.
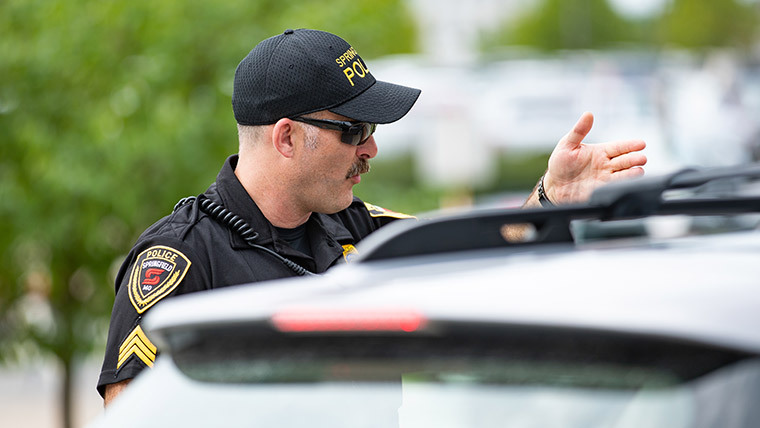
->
[656,0,760,49]
[483,0,760,52]
[483,0,633,51]
[0,1,416,427]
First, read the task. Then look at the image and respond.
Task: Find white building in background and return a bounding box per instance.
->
[408,0,672,64]
[408,0,537,65]
[368,0,760,188]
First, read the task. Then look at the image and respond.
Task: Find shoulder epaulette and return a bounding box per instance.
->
[364,202,415,219]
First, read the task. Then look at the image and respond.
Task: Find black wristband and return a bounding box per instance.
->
[537,175,554,207]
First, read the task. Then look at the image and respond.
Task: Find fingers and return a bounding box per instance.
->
[603,139,646,158]
[611,167,646,180]
[609,152,647,172]
[559,112,594,150]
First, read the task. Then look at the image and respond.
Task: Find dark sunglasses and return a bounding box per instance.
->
[291,116,377,146]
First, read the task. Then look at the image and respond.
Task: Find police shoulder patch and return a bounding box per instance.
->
[364,202,415,219]
[128,245,191,314]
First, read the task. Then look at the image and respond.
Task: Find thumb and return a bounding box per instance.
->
[560,112,594,150]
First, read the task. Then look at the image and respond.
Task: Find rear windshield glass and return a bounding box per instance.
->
[162,327,760,427]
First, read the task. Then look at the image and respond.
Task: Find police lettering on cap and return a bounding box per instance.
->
[232,29,421,125]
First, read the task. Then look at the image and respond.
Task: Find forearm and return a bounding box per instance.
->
[104,379,132,407]
[501,177,545,242]
[522,174,549,209]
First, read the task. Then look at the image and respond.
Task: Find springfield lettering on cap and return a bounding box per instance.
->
[128,245,191,313]
[232,28,421,125]
[335,46,369,87]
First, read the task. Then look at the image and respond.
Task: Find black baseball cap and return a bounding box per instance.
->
[232,29,421,125]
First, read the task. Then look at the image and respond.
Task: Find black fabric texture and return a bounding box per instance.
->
[274,224,311,257]
[232,29,421,125]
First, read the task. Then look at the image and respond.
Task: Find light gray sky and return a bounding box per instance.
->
[608,0,666,18]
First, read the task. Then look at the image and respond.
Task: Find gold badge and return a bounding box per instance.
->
[364,202,415,219]
[342,244,359,262]
[128,245,191,314]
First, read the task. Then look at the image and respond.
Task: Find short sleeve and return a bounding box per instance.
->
[96,237,209,397]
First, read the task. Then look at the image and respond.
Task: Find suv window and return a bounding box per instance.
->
[166,325,760,428]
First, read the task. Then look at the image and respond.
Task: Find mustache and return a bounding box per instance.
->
[346,158,371,178]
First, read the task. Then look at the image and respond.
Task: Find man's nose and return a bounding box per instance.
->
[357,135,378,160]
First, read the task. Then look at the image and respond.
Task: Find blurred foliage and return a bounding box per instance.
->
[657,0,760,49]
[0,0,416,426]
[483,0,760,52]
[355,154,447,214]
[487,150,551,193]
[355,151,550,214]
[484,0,631,51]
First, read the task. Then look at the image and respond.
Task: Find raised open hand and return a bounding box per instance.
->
[544,112,647,203]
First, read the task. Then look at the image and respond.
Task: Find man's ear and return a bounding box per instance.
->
[271,118,296,158]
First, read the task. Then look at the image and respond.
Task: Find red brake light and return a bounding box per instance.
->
[271,309,426,333]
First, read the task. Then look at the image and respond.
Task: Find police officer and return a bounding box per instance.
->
[99,28,647,404]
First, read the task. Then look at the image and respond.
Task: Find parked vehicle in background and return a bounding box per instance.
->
[89,164,760,428]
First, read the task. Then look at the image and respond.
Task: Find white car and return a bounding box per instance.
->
[90,164,760,428]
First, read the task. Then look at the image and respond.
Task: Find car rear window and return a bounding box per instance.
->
[159,324,760,428]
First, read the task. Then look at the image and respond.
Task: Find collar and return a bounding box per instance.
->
[209,155,275,246]
[207,155,355,271]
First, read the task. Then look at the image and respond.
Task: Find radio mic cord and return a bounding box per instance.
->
[176,195,316,277]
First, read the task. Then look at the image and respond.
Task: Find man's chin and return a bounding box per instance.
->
[316,192,355,215]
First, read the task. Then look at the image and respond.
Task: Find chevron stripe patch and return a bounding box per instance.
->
[117,325,157,369]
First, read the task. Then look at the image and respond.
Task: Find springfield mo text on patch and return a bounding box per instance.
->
[128,245,191,314]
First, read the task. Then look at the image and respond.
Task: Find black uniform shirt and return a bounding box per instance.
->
[97,155,412,396]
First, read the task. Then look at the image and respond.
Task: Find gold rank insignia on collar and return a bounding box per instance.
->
[342,244,359,262]
[364,202,415,219]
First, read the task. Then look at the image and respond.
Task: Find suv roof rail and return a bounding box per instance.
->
[354,163,760,263]
[589,163,760,219]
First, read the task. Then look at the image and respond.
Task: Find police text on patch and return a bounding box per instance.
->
[335,47,369,87]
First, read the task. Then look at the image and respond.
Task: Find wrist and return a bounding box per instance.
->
[537,174,554,207]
